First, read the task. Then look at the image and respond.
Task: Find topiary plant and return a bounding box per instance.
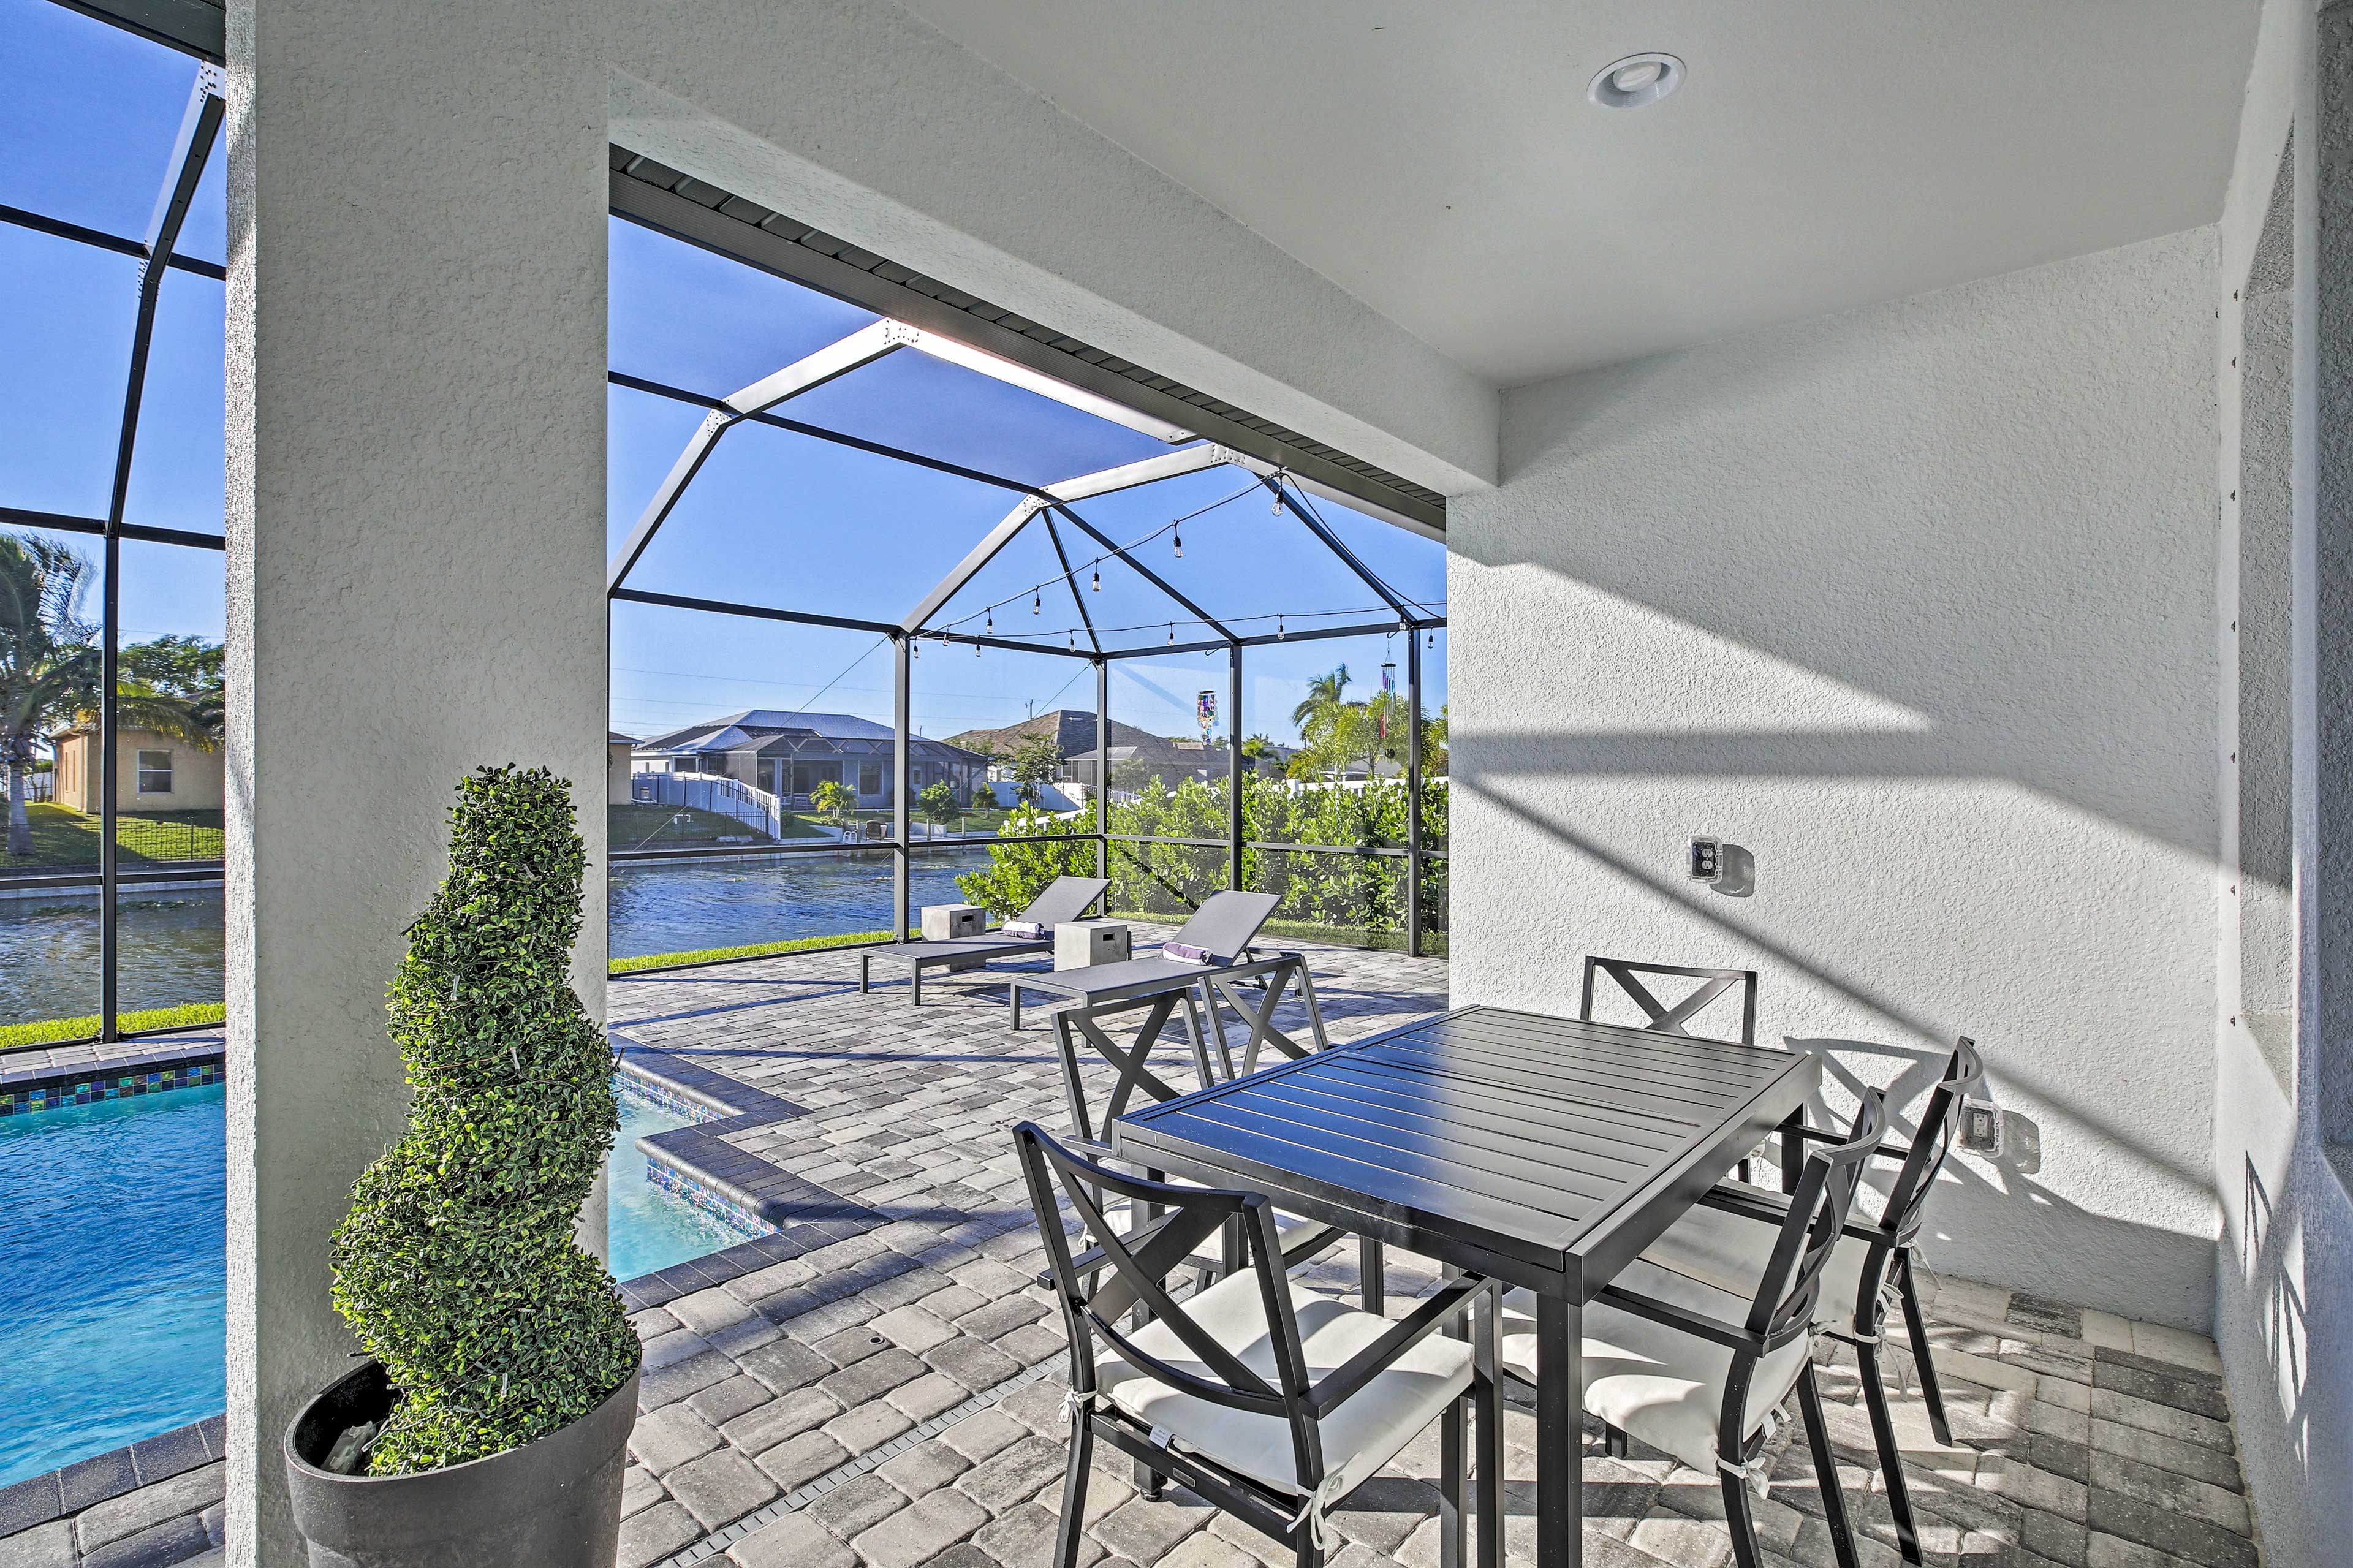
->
[330,765,638,1475]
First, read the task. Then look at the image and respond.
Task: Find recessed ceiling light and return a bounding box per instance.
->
[1589,52,1684,111]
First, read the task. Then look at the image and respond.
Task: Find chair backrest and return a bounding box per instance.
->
[1580,956,1759,1047]
[1013,1121,1317,1457]
[1019,875,1112,928]
[1165,890,1283,964]
[1877,1036,1985,1247]
[1746,1087,1887,1348]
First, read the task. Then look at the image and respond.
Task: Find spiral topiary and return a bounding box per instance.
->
[330,765,639,1475]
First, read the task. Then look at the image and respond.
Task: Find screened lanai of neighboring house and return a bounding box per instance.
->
[604,206,1453,956]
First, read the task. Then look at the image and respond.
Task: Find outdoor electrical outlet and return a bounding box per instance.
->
[1960,1102,2004,1157]
[1688,836,1722,883]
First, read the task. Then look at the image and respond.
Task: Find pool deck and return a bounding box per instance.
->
[0,937,2262,1568]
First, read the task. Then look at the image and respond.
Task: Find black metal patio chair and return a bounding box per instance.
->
[1495,1086,1887,1568]
[1014,1122,1499,1568]
[1581,955,1764,1177]
[1635,1037,1986,1565]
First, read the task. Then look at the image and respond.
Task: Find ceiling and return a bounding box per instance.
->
[900,0,2261,387]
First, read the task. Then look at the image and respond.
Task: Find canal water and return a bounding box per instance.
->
[0,848,999,1029]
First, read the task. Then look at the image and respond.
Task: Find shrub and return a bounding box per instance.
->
[330,766,637,1474]
[955,803,1093,915]
[963,776,1447,939]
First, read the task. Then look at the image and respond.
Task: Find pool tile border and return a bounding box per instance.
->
[0,1045,225,1117]
[0,1415,223,1540]
[612,1034,887,1313]
[0,1036,879,1547]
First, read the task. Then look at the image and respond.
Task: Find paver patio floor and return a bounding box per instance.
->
[0,935,2256,1568]
[598,934,2259,1568]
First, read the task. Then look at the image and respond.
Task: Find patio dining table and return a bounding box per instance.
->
[1112,1003,1819,1568]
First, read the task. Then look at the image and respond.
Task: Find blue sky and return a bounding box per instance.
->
[4,0,1446,752]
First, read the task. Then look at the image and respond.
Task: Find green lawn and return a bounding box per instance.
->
[0,804,223,872]
[610,928,905,974]
[608,803,827,849]
[0,1002,226,1050]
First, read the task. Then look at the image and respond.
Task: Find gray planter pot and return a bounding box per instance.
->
[283,1360,639,1568]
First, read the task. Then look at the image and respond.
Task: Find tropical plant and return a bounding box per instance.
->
[1289,665,1352,732]
[964,773,1449,940]
[954,803,1092,915]
[1003,732,1063,804]
[1,537,94,855]
[1,540,225,855]
[808,778,855,836]
[971,782,998,811]
[917,779,959,831]
[329,766,637,1474]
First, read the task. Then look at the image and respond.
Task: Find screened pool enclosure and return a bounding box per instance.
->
[605,195,1451,961]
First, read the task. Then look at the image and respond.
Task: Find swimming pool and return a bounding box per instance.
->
[0,1077,757,1488]
[608,1083,757,1280]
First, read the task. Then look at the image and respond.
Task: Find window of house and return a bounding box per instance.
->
[137,749,173,794]
[858,763,881,795]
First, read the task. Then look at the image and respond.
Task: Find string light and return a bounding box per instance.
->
[1033,591,1041,615]
[1277,614,1286,640]
[985,613,993,633]
[1167,623,1175,645]
[1069,629,1076,650]
[1172,529,1183,559]
[974,637,981,658]
[1271,469,1287,515]
[1091,569,1101,593]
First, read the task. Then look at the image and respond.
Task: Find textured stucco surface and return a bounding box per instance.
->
[2210,3,2353,1566]
[1449,230,2225,1330]
[223,2,610,1562]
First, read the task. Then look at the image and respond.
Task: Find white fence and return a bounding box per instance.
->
[631,771,784,841]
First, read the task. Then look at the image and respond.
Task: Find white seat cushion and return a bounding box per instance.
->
[1634,1190,1873,1333]
[1097,1273,1472,1499]
[1498,1260,1812,1477]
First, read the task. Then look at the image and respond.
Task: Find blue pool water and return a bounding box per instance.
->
[0,1085,227,1490]
[608,1086,756,1280]
[0,1078,757,1488]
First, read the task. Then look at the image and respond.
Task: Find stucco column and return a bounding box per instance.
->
[223,4,607,1562]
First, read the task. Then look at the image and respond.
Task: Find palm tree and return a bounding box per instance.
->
[1,537,220,857]
[1,537,96,857]
[1289,665,1352,731]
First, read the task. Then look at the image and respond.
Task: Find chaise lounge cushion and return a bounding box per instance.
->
[1097,1273,1472,1499]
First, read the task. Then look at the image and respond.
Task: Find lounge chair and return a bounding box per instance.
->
[858,874,1108,1006]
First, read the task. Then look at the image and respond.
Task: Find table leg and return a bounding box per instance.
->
[1537,1292,1582,1568]
[1009,984,1021,1032]
[911,961,922,1009]
[859,952,870,993]
[1778,1106,1806,1192]
[1476,1286,1501,1568]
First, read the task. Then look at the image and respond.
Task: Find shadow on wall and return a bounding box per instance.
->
[1778,1036,2205,1317]
[1456,778,2218,1327]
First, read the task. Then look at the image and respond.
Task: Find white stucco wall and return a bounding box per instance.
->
[2211,2,2353,1564]
[224,2,610,1562]
[1449,230,2226,1328]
